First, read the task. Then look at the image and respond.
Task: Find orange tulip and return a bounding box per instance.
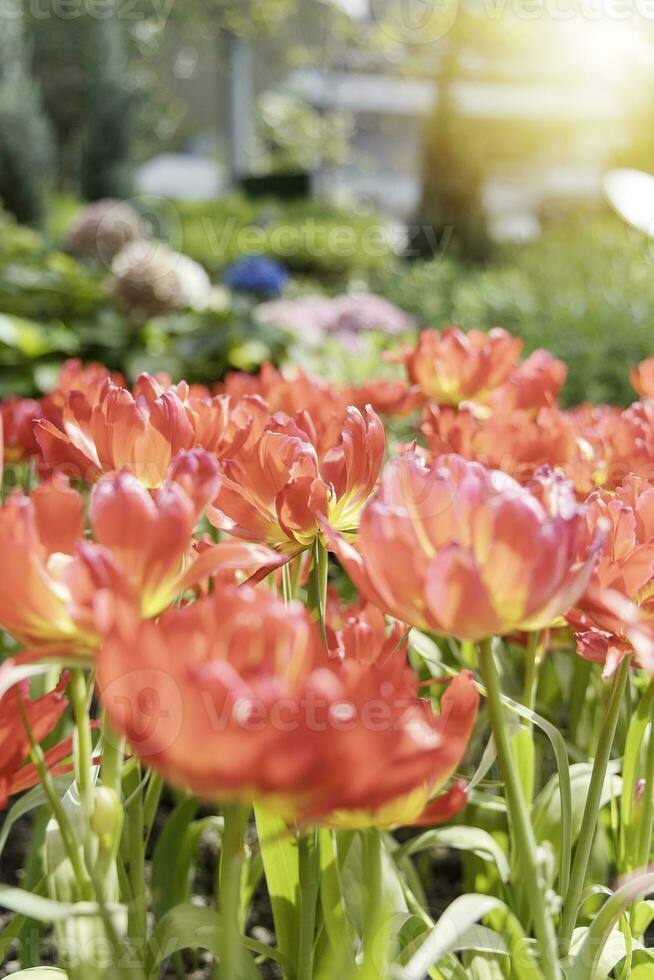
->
[400,326,522,407]
[35,374,196,487]
[422,404,576,488]
[422,398,654,498]
[208,406,385,561]
[568,475,654,676]
[184,391,269,459]
[36,373,267,488]
[0,671,72,808]
[97,585,478,828]
[0,452,282,656]
[325,453,604,642]
[40,359,125,429]
[630,357,654,399]
[0,476,97,652]
[342,378,422,418]
[221,363,348,454]
[488,349,566,415]
[0,396,42,462]
[80,449,284,620]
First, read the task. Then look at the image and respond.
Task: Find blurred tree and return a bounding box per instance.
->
[415,39,491,263]
[0,0,53,225]
[79,17,135,200]
[26,1,135,198]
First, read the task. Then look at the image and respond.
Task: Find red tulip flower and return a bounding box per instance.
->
[0,672,71,808]
[569,475,654,676]
[208,406,384,561]
[221,363,348,454]
[401,326,522,407]
[325,453,604,642]
[1,396,42,462]
[488,349,567,415]
[98,585,478,828]
[0,451,282,656]
[0,475,97,652]
[630,357,654,399]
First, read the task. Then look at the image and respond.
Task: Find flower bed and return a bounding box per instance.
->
[1,326,654,978]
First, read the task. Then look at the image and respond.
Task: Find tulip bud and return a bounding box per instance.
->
[92,786,123,894]
[92,786,123,843]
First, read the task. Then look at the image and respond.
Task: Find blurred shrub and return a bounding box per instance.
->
[0,206,290,395]
[383,214,654,406]
[0,239,107,323]
[165,197,396,286]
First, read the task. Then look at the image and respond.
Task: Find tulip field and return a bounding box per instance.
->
[3,324,654,979]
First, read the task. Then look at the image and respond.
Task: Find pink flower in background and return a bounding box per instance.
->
[255,292,414,346]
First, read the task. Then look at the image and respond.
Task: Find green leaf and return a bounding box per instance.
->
[454,926,508,956]
[150,796,199,919]
[6,971,69,978]
[254,804,299,964]
[393,827,509,884]
[395,894,542,980]
[569,925,644,979]
[0,314,75,357]
[146,902,267,980]
[631,898,654,937]
[533,761,622,854]
[0,777,72,861]
[620,683,654,869]
[630,960,654,979]
[408,636,574,893]
[467,736,499,793]
[568,871,654,980]
[317,829,356,971]
[0,886,124,924]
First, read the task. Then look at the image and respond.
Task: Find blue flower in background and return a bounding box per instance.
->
[223,255,290,296]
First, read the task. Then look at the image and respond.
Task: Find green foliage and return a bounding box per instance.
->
[167,196,396,286]
[383,213,654,406]
[0,205,290,394]
[254,91,351,174]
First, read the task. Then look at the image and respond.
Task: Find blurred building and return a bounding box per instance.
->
[136,5,652,239]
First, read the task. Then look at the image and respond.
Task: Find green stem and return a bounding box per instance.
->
[569,656,593,754]
[143,772,164,849]
[637,695,654,868]
[70,669,94,814]
[524,630,543,716]
[125,764,147,959]
[297,828,320,980]
[362,829,382,962]
[218,803,248,980]
[16,691,94,901]
[100,714,125,797]
[478,638,561,980]
[559,655,631,952]
[308,538,329,646]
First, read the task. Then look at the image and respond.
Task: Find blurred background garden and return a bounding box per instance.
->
[1,0,654,406]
